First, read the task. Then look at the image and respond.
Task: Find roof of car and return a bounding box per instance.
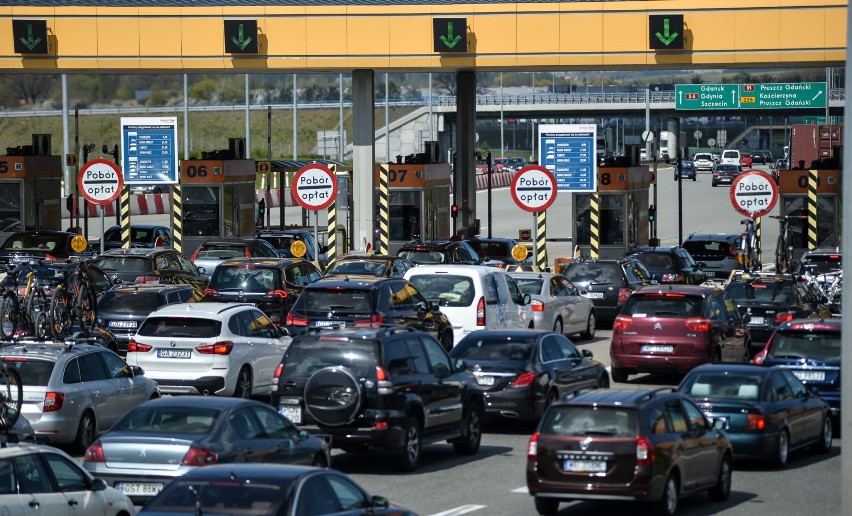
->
[305,275,394,289]
[688,363,772,376]
[105,224,167,231]
[685,233,741,243]
[107,284,196,293]
[99,248,175,256]
[458,329,554,340]
[7,230,73,238]
[336,255,400,263]
[167,463,323,482]
[200,238,259,246]
[627,246,681,254]
[634,284,718,296]
[399,240,461,250]
[727,273,795,284]
[0,342,106,360]
[217,257,302,268]
[150,302,254,317]
[140,396,265,409]
[404,264,498,277]
[800,247,842,256]
[507,271,559,280]
[776,318,841,332]
[256,229,312,237]
[564,388,681,407]
[295,326,425,341]
[0,443,75,459]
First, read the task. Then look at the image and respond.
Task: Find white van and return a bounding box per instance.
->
[405,265,534,346]
[721,150,741,166]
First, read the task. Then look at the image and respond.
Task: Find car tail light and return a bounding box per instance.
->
[661,273,684,283]
[636,436,655,466]
[744,414,766,431]
[613,315,632,331]
[286,313,309,326]
[190,247,201,262]
[266,290,288,298]
[727,244,738,258]
[476,297,485,326]
[685,318,711,332]
[273,363,283,379]
[244,247,251,258]
[204,288,219,297]
[512,371,536,388]
[376,365,392,395]
[752,348,768,365]
[44,253,57,261]
[135,275,159,284]
[527,432,540,461]
[127,340,152,353]
[15,286,25,296]
[83,442,105,463]
[774,313,794,324]
[354,313,383,327]
[617,288,631,303]
[43,392,64,412]
[181,447,218,466]
[713,172,720,177]
[195,341,234,355]
[530,299,544,312]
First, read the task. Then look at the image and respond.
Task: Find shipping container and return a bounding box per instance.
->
[789,124,843,169]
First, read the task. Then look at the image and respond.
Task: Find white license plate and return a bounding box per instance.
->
[705,271,716,278]
[563,460,607,473]
[156,349,191,359]
[313,320,345,328]
[793,370,825,382]
[583,292,604,299]
[118,482,163,496]
[641,344,674,353]
[476,375,495,386]
[109,320,138,329]
[279,404,302,424]
[748,316,765,325]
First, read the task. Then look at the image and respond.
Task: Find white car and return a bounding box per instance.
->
[126,302,290,397]
[693,152,715,171]
[0,444,135,516]
[404,265,534,346]
[721,149,741,166]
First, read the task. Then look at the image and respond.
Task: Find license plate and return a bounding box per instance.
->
[641,344,674,353]
[108,320,138,329]
[313,320,345,328]
[563,460,606,473]
[705,271,716,278]
[156,349,191,359]
[793,370,825,382]
[118,482,163,496]
[279,404,302,424]
[583,292,604,299]
[476,375,495,386]
[748,316,765,325]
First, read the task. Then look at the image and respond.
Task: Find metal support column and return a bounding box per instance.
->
[535,211,547,271]
[326,164,338,268]
[352,70,376,251]
[172,183,183,254]
[119,187,131,249]
[377,164,390,255]
[590,193,600,260]
[807,170,818,249]
[456,71,477,236]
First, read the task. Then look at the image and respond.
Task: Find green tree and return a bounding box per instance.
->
[190,77,217,102]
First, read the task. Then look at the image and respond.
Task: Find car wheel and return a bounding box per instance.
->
[711,346,722,364]
[72,410,96,454]
[233,367,252,399]
[692,175,696,181]
[581,311,596,340]
[534,497,559,515]
[453,401,482,455]
[655,473,679,516]
[712,182,717,187]
[553,318,563,335]
[708,454,732,501]
[611,367,628,383]
[397,417,422,472]
[772,428,790,469]
[304,367,362,426]
[598,373,610,389]
[311,453,329,468]
[814,417,833,453]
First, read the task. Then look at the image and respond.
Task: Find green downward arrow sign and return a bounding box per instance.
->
[439,22,462,49]
[655,19,679,46]
[231,24,253,51]
[19,24,42,51]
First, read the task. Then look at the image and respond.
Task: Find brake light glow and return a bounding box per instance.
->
[752,348,768,365]
[512,371,536,388]
[190,247,201,262]
[613,315,633,331]
[181,447,218,466]
[273,363,283,379]
[774,313,794,324]
[727,244,738,258]
[285,313,309,326]
[661,274,684,283]
[135,275,159,284]
[127,340,152,353]
[354,313,384,327]
[83,443,105,463]
[195,341,234,355]
[244,247,251,258]
[476,297,485,326]
[685,318,711,332]
[266,290,288,298]
[744,414,766,431]
[636,436,655,466]
[44,253,56,261]
[530,299,544,312]
[204,288,219,296]
[43,392,64,412]
[527,432,539,460]
[377,366,392,395]
[617,288,631,303]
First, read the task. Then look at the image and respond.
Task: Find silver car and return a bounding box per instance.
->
[509,272,596,340]
[1,343,160,452]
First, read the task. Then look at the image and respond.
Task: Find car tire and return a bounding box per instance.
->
[311,453,329,468]
[772,428,790,469]
[598,373,610,389]
[553,318,563,335]
[655,473,679,516]
[692,176,696,181]
[581,311,595,340]
[611,367,628,383]
[233,367,252,399]
[534,497,559,515]
[397,417,422,472]
[708,454,732,501]
[72,410,96,454]
[712,182,717,187]
[453,401,483,455]
[304,367,362,426]
[711,346,722,364]
[814,417,833,453]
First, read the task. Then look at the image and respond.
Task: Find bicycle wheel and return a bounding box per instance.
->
[48,287,73,340]
[74,282,98,335]
[775,235,788,273]
[0,364,22,430]
[0,292,20,341]
[26,287,48,340]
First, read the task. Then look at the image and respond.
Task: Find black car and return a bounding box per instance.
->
[92,248,209,289]
[683,233,743,281]
[710,164,742,187]
[0,231,94,269]
[99,224,171,250]
[273,326,484,471]
[796,246,842,278]
[625,246,707,285]
[203,258,322,325]
[396,240,482,265]
[674,160,697,180]
[285,275,454,348]
[256,228,328,265]
[325,254,415,278]
[465,237,526,267]
[449,329,609,421]
[724,272,831,349]
[560,258,654,321]
[95,284,203,355]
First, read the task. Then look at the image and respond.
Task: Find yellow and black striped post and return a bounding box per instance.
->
[377,164,390,255]
[535,211,547,271]
[172,183,183,254]
[326,164,337,268]
[807,169,818,250]
[119,186,131,249]
[755,216,761,267]
[590,193,600,260]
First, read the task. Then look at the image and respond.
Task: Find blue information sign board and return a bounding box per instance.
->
[538,124,597,192]
[120,116,179,185]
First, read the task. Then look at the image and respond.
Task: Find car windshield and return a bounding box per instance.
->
[469,242,510,260]
[622,294,704,317]
[327,260,390,277]
[113,405,220,434]
[104,227,153,244]
[97,290,163,314]
[683,240,737,258]
[209,266,279,292]
[282,337,377,380]
[540,406,637,436]
[633,253,675,270]
[138,317,222,338]
[197,245,247,260]
[407,274,475,307]
[145,479,286,514]
[513,277,543,296]
[725,281,794,305]
[561,263,621,285]
[294,288,373,314]
[92,256,152,274]
[452,335,535,361]
[2,358,53,386]
[397,249,445,264]
[768,331,841,361]
[681,372,765,401]
[259,235,306,257]
[0,234,62,252]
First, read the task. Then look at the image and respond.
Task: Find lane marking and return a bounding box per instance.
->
[428,504,487,516]
[511,487,529,493]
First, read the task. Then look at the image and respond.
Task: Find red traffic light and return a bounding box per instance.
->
[451,204,459,218]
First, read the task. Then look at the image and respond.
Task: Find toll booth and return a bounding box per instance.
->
[572,166,651,259]
[176,159,257,257]
[778,168,841,258]
[373,163,452,255]
[0,153,63,245]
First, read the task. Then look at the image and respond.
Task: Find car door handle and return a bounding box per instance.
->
[67,499,79,506]
[29,501,39,508]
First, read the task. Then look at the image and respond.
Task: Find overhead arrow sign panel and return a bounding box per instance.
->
[433,18,467,53]
[224,20,258,54]
[12,20,48,54]
[649,15,684,50]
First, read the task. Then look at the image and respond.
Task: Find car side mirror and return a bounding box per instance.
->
[370,496,390,509]
[278,326,291,338]
[197,266,206,275]
[111,277,122,285]
[697,262,707,269]
[454,358,466,371]
[428,300,440,312]
[523,293,532,306]
[130,366,144,377]
[297,430,310,441]
[91,477,107,491]
[578,288,589,296]
[581,349,593,358]
[807,385,821,397]
[712,418,726,430]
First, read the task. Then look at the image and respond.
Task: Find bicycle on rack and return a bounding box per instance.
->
[769,214,807,274]
[739,218,758,272]
[0,261,54,341]
[48,261,98,340]
[0,363,22,433]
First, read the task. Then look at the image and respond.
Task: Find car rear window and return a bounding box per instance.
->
[2,358,53,386]
[197,245,247,260]
[470,242,511,260]
[622,294,704,317]
[452,335,535,361]
[105,227,153,244]
[407,274,475,307]
[513,277,543,296]
[540,406,638,436]
[561,263,622,285]
[146,479,285,513]
[801,254,842,275]
[769,330,840,361]
[137,317,222,338]
[725,282,794,305]
[695,154,712,160]
[209,266,279,292]
[259,236,303,257]
[397,249,445,264]
[93,256,153,274]
[683,240,737,258]
[723,151,738,159]
[633,253,674,270]
[98,291,163,314]
[1,235,63,252]
[681,372,765,401]
[282,337,377,380]
[294,288,374,314]
[113,406,220,434]
[327,260,389,277]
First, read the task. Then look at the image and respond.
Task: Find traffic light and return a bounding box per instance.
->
[451,204,459,219]
[648,205,656,222]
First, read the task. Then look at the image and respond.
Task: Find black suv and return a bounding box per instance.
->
[256,228,328,266]
[559,258,653,321]
[92,248,208,289]
[203,257,322,324]
[465,237,526,267]
[396,240,482,265]
[0,231,94,269]
[625,246,707,285]
[273,326,484,471]
[285,276,454,349]
[683,233,743,281]
[796,246,842,278]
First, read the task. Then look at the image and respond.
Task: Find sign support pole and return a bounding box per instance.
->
[590,193,600,260]
[119,186,131,249]
[535,210,547,271]
[313,211,319,262]
[100,205,105,255]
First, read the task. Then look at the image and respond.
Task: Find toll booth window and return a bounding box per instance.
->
[782,197,837,249]
[389,191,420,241]
[0,183,21,232]
[184,187,220,236]
[574,195,624,246]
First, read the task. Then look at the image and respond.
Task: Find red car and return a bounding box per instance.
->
[609,285,751,383]
[740,153,753,167]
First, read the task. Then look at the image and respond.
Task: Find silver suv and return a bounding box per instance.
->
[683,233,743,282]
[0,343,159,452]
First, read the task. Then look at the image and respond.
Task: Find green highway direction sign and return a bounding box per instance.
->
[433,18,467,53]
[675,84,739,110]
[739,82,827,109]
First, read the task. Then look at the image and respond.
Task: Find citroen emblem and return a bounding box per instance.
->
[580,437,592,451]
[653,322,663,330]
